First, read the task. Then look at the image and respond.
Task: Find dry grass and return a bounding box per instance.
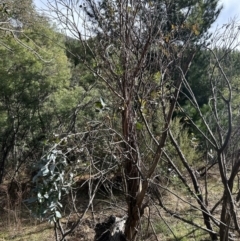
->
[0,165,239,241]
[0,179,54,241]
[0,221,54,241]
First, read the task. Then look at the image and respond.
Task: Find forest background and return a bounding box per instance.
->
[1,1,240,241]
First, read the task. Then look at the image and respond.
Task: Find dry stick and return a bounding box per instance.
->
[211,196,223,214]
[135,69,183,212]
[162,150,221,228]
[226,157,240,234]
[179,68,218,149]
[151,178,225,229]
[137,207,144,241]
[54,222,59,241]
[149,219,160,241]
[58,172,105,241]
[164,145,232,231]
[88,157,96,225]
[154,203,177,240]
[222,213,230,241]
[155,190,218,236]
[168,131,218,240]
[176,51,240,236]
[56,220,66,241]
[145,47,195,180]
[209,48,240,235]
[67,151,120,231]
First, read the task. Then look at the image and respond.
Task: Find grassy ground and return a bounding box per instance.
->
[0,166,238,241]
[0,219,54,241]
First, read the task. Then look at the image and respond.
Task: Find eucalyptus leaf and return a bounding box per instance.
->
[55,210,62,219]
[100,97,106,107]
[58,191,61,200]
[41,166,49,176]
[37,192,43,198]
[44,193,49,199]
[49,164,55,175]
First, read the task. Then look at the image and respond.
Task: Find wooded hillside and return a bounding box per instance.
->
[1,1,240,241]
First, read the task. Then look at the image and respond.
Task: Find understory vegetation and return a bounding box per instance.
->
[1,1,240,241]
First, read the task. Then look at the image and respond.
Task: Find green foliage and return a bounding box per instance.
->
[182,49,212,106]
[0,14,72,179]
[166,118,201,170]
[144,0,221,42]
[185,0,222,37]
[29,145,74,222]
[95,97,110,113]
[0,0,35,25]
[64,37,107,129]
[0,1,228,239]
